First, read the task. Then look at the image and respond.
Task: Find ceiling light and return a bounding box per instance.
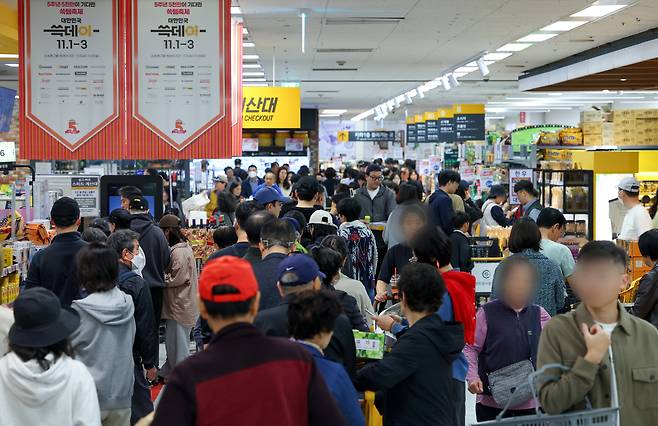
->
[14,95,18,99]
[477,58,490,76]
[321,109,346,115]
[620,78,627,82]
[351,109,375,122]
[486,116,505,120]
[394,95,404,108]
[497,43,533,52]
[243,54,259,60]
[243,71,265,76]
[442,76,451,91]
[570,5,626,18]
[242,63,261,69]
[540,21,588,32]
[517,33,559,43]
[4,63,18,68]
[405,93,414,105]
[319,114,343,118]
[243,78,266,82]
[417,86,426,98]
[231,6,242,14]
[0,54,18,59]
[242,27,248,35]
[483,52,513,61]
[244,83,268,87]
[454,66,478,74]
[243,42,255,48]
[448,73,460,87]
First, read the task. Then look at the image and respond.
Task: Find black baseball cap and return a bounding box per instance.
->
[9,288,80,347]
[129,195,149,211]
[50,196,80,227]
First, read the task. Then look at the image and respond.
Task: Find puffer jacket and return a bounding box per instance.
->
[632,263,658,328]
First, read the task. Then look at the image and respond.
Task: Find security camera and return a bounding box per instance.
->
[336,60,346,66]
[483,77,490,82]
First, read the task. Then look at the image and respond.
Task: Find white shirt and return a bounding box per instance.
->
[595,321,620,418]
[618,204,653,241]
[367,187,379,200]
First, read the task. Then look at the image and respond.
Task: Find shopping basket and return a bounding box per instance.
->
[472,364,618,426]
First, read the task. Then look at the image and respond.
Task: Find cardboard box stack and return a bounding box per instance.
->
[580,109,658,147]
[580,110,613,146]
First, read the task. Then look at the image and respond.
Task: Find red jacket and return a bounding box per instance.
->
[152,323,347,426]
[442,270,476,345]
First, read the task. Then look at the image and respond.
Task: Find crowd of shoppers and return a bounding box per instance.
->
[2,160,658,426]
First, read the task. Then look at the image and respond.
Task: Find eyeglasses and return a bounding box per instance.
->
[368,175,383,181]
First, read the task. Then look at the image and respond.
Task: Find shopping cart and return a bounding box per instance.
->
[472,364,618,426]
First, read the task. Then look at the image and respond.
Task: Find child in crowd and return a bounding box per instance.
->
[288,290,365,426]
[538,241,658,424]
[158,215,199,380]
[70,243,136,426]
[0,288,101,426]
[465,256,551,421]
[450,211,474,273]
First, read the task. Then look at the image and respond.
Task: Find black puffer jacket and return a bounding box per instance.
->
[632,264,658,328]
[130,214,171,288]
[117,263,159,369]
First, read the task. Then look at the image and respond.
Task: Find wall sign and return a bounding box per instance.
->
[472,262,499,294]
[242,87,300,129]
[24,0,118,151]
[337,130,396,142]
[133,0,225,150]
[454,104,485,142]
[509,168,534,205]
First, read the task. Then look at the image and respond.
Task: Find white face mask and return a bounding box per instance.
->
[132,246,146,277]
[248,171,258,179]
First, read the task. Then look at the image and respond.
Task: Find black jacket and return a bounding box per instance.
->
[240,177,264,199]
[325,284,369,332]
[464,198,484,224]
[24,232,88,306]
[130,214,171,288]
[252,252,286,310]
[243,246,263,265]
[355,314,464,426]
[254,294,357,380]
[117,263,159,369]
[449,231,474,273]
[428,189,455,236]
[632,264,658,328]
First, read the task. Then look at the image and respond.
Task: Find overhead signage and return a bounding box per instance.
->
[414,114,427,143]
[133,0,225,151]
[406,117,417,144]
[242,87,301,129]
[454,104,485,141]
[338,130,396,142]
[0,142,17,163]
[437,108,455,143]
[24,0,118,151]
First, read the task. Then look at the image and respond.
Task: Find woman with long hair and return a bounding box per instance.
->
[216,181,241,226]
[158,215,198,380]
[277,168,293,197]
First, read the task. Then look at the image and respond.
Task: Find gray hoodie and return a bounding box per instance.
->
[71,287,136,411]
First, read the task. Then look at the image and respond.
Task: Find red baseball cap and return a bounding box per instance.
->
[199,256,258,303]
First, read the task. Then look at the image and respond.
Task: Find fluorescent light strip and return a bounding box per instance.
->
[4,63,18,67]
[483,52,513,61]
[540,21,588,32]
[321,109,347,114]
[351,109,375,122]
[243,54,259,60]
[497,43,533,52]
[244,83,268,87]
[243,42,255,48]
[570,5,626,18]
[231,6,242,14]
[517,33,558,43]
[243,77,266,82]
[242,63,261,69]
[243,71,265,76]
[0,54,18,59]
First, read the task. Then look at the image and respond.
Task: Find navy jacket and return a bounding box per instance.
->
[254,294,357,379]
[300,343,365,426]
[241,177,264,199]
[117,264,158,369]
[24,232,88,306]
[130,214,171,288]
[449,231,474,273]
[428,189,455,235]
[208,242,250,261]
[252,252,286,311]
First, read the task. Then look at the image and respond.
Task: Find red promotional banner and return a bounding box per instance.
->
[19,0,238,160]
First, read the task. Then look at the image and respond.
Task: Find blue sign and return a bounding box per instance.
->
[0,87,17,133]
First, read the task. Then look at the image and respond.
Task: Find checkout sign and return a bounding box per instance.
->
[242,87,301,129]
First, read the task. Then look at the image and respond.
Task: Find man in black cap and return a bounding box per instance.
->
[129,195,171,333]
[24,197,88,306]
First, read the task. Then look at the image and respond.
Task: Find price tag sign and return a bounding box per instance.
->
[0,142,16,163]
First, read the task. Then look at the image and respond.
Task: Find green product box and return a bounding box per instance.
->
[353,331,385,360]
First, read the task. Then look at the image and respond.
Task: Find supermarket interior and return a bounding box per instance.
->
[1,0,658,425]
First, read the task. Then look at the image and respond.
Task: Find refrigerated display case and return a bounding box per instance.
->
[538,169,594,240]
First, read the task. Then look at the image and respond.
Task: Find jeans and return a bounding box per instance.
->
[130,363,153,425]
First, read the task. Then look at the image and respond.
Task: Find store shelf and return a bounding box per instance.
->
[538,145,658,151]
[0,262,24,278]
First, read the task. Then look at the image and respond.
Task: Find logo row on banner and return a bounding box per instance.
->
[19,0,239,160]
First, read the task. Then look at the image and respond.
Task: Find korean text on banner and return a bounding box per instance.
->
[242,87,301,129]
[24,0,119,151]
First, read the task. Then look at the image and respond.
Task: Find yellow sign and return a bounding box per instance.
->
[242,87,301,129]
[424,111,436,121]
[337,130,349,142]
[414,114,424,123]
[406,116,416,124]
[453,104,485,114]
[436,108,454,118]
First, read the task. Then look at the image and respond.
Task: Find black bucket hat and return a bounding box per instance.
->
[9,288,80,348]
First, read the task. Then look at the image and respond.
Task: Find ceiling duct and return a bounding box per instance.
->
[324,17,404,26]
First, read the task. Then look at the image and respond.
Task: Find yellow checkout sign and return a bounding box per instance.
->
[242,87,301,129]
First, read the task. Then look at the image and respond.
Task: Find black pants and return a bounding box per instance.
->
[131,363,153,425]
[475,403,536,422]
[150,286,164,339]
[452,379,465,426]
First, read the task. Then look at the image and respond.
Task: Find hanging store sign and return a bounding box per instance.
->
[242,87,300,129]
[454,104,485,142]
[337,130,396,142]
[24,0,119,151]
[133,0,225,150]
[437,108,455,143]
[406,120,417,144]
